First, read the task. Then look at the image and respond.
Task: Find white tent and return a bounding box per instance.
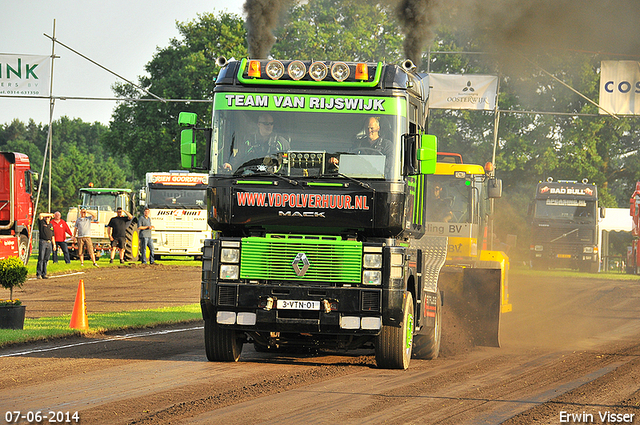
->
[600,207,632,233]
[599,207,632,270]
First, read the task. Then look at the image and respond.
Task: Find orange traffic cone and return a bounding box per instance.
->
[69,279,89,330]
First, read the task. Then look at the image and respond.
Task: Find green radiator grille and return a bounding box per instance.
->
[240,234,362,283]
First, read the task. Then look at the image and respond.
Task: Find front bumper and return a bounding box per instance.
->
[202,283,385,335]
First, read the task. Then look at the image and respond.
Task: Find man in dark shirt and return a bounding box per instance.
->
[107,207,133,264]
[37,212,55,279]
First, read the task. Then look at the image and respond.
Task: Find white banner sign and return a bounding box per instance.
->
[599,61,640,115]
[429,74,498,110]
[0,54,50,97]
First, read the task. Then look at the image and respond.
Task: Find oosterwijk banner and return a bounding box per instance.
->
[0,54,51,97]
[599,61,640,115]
[429,74,498,111]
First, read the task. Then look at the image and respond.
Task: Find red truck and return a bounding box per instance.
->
[0,152,36,265]
[628,182,640,274]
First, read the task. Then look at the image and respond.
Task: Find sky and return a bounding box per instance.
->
[1,0,244,126]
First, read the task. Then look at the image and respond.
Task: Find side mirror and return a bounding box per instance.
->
[418,134,437,175]
[138,189,146,205]
[178,112,198,169]
[600,207,606,219]
[180,129,197,169]
[178,112,197,126]
[488,178,502,198]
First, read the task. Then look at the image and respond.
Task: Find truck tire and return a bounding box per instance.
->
[124,220,140,262]
[204,317,243,362]
[18,234,30,265]
[413,291,441,360]
[375,292,414,369]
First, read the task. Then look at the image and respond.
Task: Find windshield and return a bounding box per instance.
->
[426,175,472,224]
[147,187,207,209]
[211,98,405,180]
[81,193,117,211]
[534,199,596,222]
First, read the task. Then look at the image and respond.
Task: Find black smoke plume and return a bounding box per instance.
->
[244,0,291,59]
[396,0,443,65]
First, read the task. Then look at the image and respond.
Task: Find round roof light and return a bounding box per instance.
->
[331,62,350,82]
[287,60,307,80]
[265,60,285,80]
[309,62,328,81]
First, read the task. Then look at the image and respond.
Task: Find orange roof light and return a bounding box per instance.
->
[484,162,494,173]
[355,63,368,80]
[248,60,261,78]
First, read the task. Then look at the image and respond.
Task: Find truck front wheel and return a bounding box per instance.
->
[18,235,30,265]
[204,317,243,362]
[124,221,139,262]
[413,291,441,360]
[375,292,414,369]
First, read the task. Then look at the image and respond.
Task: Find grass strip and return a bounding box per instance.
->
[510,265,640,281]
[0,303,201,347]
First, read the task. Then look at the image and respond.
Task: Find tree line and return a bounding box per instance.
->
[2,0,639,257]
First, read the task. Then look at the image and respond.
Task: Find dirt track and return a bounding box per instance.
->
[13,264,201,318]
[2,268,640,424]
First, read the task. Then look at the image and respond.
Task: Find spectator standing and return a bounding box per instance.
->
[138,207,155,264]
[36,212,55,279]
[51,211,73,264]
[74,208,99,267]
[107,207,133,264]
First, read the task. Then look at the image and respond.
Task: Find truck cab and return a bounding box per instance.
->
[530,178,601,272]
[180,58,459,368]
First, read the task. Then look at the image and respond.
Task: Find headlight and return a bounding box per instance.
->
[363,253,382,268]
[583,246,593,253]
[220,248,240,263]
[534,245,543,252]
[309,61,328,81]
[220,265,239,280]
[266,60,285,79]
[288,60,306,80]
[390,253,403,266]
[331,62,350,81]
[390,266,403,279]
[363,270,382,285]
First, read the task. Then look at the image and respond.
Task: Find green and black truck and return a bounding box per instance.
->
[179,58,505,369]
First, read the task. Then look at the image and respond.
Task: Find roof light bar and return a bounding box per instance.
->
[331,62,350,82]
[309,61,328,81]
[248,60,261,78]
[288,60,306,80]
[355,63,368,80]
[266,60,285,80]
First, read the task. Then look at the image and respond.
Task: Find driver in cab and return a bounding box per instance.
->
[354,116,392,156]
[329,116,392,170]
[223,113,290,172]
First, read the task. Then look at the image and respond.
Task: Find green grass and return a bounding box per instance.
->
[26,253,200,277]
[0,303,202,347]
[510,264,640,281]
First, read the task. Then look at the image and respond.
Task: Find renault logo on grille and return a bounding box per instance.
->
[292,253,310,276]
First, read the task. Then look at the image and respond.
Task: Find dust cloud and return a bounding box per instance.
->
[394,0,640,70]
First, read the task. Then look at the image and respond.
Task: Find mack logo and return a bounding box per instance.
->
[292,253,310,276]
[279,211,326,218]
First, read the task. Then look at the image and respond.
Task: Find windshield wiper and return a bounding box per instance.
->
[550,228,579,243]
[249,171,299,186]
[319,172,372,190]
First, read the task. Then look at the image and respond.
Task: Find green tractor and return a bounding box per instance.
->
[66,187,139,261]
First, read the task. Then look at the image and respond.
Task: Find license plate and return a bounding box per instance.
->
[276,300,321,310]
[557,254,572,259]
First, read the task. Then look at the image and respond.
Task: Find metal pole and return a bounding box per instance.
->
[489,74,501,251]
[46,19,57,212]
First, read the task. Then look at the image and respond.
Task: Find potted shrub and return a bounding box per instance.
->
[0,257,28,329]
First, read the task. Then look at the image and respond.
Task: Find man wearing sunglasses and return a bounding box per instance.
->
[223,113,290,172]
